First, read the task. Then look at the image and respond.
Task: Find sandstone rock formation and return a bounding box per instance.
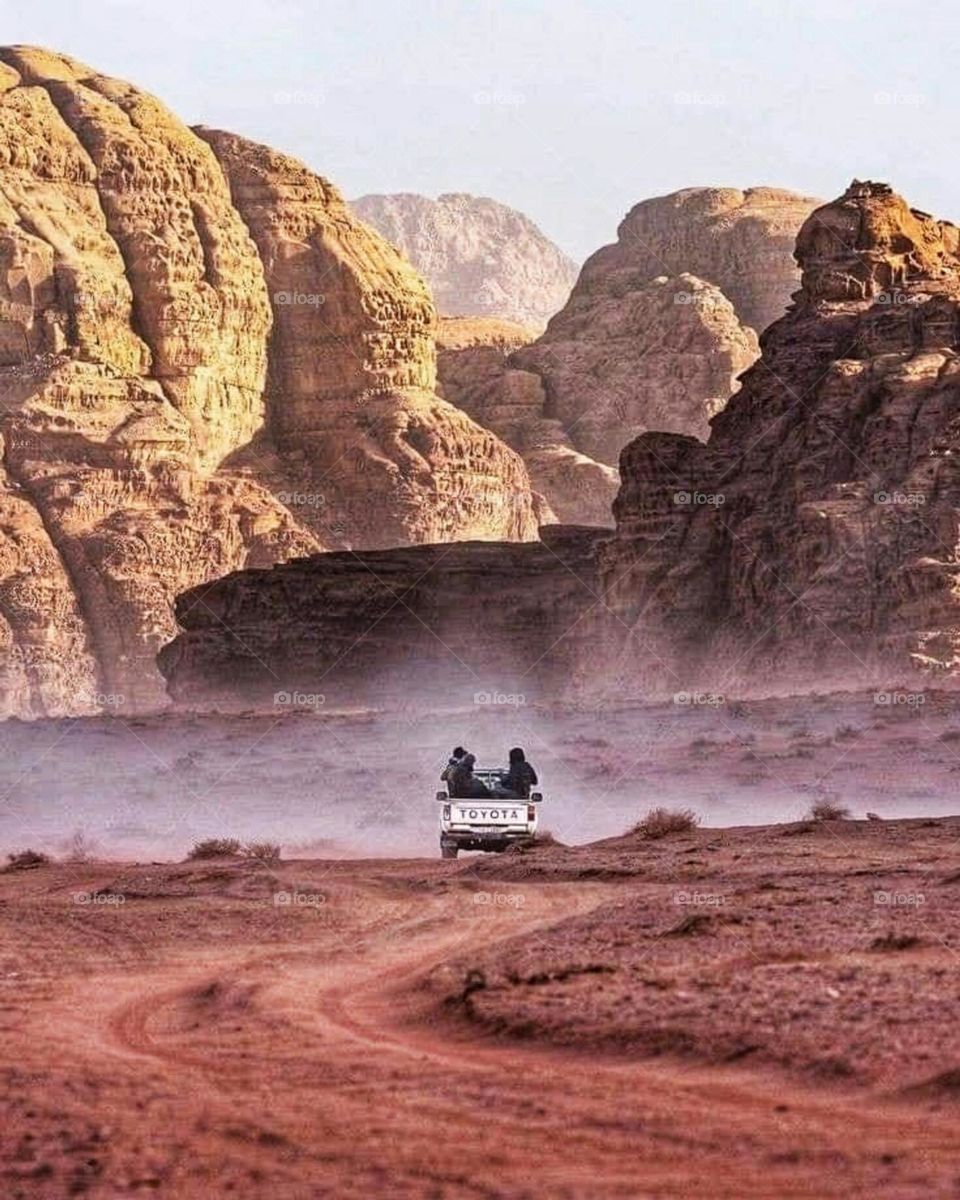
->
[580,186,822,336]
[351,192,578,329]
[198,130,537,551]
[433,188,815,518]
[599,180,960,692]
[510,272,760,466]
[436,318,619,527]
[159,525,606,711]
[160,182,960,706]
[0,46,539,717]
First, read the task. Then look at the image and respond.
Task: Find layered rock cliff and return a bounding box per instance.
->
[351,192,578,329]
[160,182,960,706]
[159,525,606,711]
[435,273,758,521]
[600,180,960,691]
[0,46,538,716]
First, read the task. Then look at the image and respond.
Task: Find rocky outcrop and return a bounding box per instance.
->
[435,274,758,522]
[580,186,822,336]
[511,272,760,466]
[350,192,578,329]
[0,46,539,717]
[434,189,813,516]
[198,131,538,550]
[599,181,960,691]
[159,525,607,711]
[436,318,619,527]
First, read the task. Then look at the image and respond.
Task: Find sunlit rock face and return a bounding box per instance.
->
[580,185,822,336]
[0,46,539,716]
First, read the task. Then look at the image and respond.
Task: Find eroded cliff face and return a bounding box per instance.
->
[198,131,537,550]
[436,318,619,526]
[0,46,539,716]
[434,191,806,521]
[511,272,760,466]
[600,181,960,692]
[159,526,607,711]
[161,183,960,706]
[581,186,822,336]
[350,192,578,329]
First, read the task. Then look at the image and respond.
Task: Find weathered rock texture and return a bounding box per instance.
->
[582,186,822,336]
[351,192,578,329]
[434,189,815,519]
[198,131,537,551]
[436,317,619,526]
[600,180,960,692]
[159,525,606,710]
[511,272,760,466]
[0,46,538,717]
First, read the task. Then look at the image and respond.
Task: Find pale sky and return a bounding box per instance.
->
[4,0,957,260]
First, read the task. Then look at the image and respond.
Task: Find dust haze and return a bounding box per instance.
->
[3,688,954,862]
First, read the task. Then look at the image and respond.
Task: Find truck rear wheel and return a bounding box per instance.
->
[441,842,458,860]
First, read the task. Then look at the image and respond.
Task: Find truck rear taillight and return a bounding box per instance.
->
[528,805,536,820]
[443,804,451,819]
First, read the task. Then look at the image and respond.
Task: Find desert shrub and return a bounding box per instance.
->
[242,841,281,862]
[807,799,851,822]
[631,807,699,839]
[663,912,713,937]
[187,838,242,860]
[5,848,50,871]
[833,724,862,741]
[869,933,922,952]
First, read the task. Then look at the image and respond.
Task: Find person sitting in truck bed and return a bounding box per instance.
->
[498,746,538,798]
[440,746,467,796]
[448,751,491,799]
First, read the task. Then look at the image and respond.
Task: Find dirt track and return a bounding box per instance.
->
[2,853,959,1198]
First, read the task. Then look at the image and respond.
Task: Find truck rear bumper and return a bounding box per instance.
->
[442,830,531,852]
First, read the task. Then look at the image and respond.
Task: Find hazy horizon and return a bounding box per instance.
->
[5,0,959,260]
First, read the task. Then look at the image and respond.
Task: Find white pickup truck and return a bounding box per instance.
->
[437,768,542,859]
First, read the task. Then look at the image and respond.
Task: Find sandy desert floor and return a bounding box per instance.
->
[2,689,960,1197]
[1,822,960,1198]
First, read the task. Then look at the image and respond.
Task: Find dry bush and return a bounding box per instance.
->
[631,807,700,839]
[869,933,922,952]
[833,724,862,741]
[187,838,242,860]
[5,848,50,871]
[242,841,282,862]
[807,799,851,822]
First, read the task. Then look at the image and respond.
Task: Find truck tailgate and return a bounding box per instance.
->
[450,801,528,825]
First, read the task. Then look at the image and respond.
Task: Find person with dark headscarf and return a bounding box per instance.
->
[499,747,538,798]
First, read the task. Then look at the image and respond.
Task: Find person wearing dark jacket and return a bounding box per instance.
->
[499,747,538,798]
[440,746,467,796]
[445,750,490,799]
